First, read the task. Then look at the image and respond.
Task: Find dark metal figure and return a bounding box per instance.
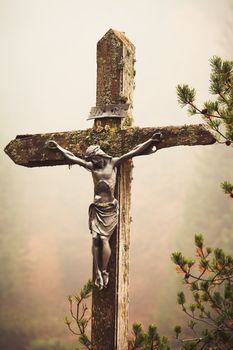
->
[46,132,161,290]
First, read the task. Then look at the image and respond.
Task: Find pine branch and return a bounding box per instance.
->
[172,235,233,349]
[65,280,93,350]
[177,56,233,144]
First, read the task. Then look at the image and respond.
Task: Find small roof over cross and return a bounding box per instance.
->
[4,29,216,350]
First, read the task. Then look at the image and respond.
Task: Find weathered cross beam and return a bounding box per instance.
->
[4,29,216,350]
[4,124,214,167]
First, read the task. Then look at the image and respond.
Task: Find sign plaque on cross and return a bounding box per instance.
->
[4,29,216,350]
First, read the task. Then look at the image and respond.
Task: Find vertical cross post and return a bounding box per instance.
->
[91,29,135,350]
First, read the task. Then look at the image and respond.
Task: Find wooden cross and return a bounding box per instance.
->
[4,29,216,350]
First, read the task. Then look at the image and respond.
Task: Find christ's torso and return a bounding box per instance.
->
[91,160,117,204]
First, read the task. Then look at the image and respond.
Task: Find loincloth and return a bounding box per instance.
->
[88,199,118,238]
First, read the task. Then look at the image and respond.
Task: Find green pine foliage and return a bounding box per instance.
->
[222,181,233,198]
[177,56,233,143]
[66,281,170,350]
[172,234,233,349]
[65,280,170,350]
[177,56,233,197]
[128,323,170,350]
[65,280,93,350]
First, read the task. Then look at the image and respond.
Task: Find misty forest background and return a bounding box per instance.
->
[1,1,233,349]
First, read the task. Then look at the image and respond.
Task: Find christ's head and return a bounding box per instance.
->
[85,145,111,168]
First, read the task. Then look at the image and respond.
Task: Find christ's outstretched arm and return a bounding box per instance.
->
[46,140,93,170]
[113,132,162,167]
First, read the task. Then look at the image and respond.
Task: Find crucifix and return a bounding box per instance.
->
[5,29,216,350]
[46,131,161,291]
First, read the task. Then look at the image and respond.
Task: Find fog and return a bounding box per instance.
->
[1,0,232,349]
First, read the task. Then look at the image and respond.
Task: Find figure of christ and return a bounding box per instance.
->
[46,132,161,290]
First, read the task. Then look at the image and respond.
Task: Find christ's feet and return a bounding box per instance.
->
[95,271,104,290]
[102,270,109,288]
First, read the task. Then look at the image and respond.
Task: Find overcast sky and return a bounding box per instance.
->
[1,0,232,336]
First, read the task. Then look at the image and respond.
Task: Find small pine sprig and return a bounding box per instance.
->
[177,56,233,143]
[80,279,93,299]
[221,181,233,198]
[172,235,233,349]
[65,280,93,350]
[177,84,196,108]
[174,325,182,339]
[128,322,170,350]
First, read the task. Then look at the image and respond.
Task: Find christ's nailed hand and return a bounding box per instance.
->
[45,140,59,149]
[151,132,162,142]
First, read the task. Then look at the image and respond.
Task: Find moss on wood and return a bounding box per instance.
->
[4,124,216,168]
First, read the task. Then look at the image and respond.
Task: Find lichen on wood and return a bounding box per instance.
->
[4,124,216,168]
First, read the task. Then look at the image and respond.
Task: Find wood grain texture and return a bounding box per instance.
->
[116,160,132,349]
[91,29,135,350]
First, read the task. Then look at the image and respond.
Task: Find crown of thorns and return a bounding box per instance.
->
[85,145,111,159]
